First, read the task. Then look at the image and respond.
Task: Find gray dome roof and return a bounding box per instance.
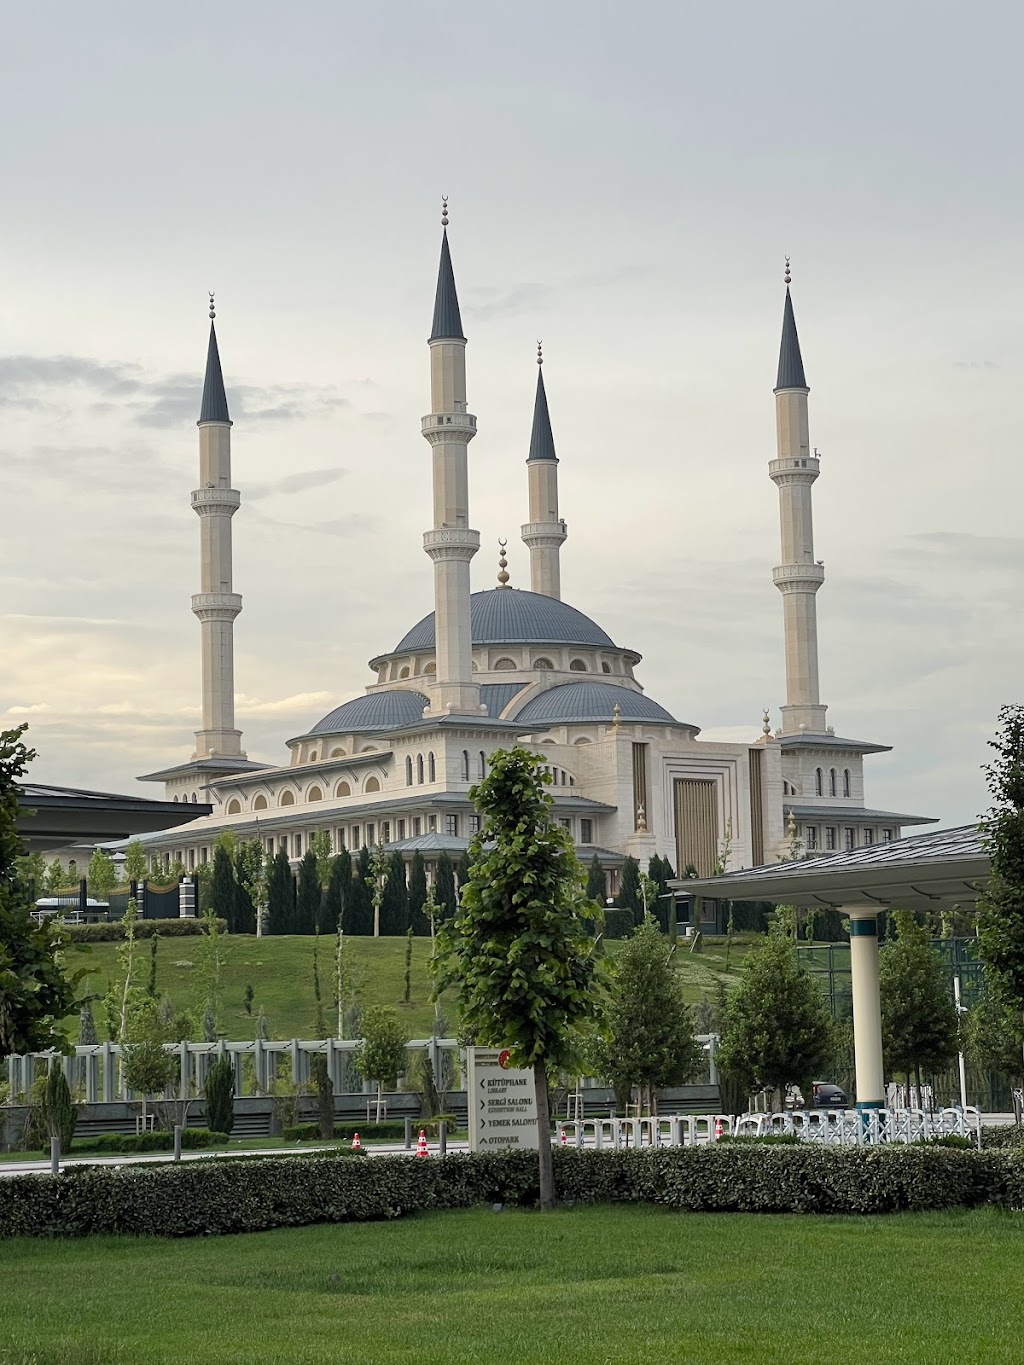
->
[311,690,428,736]
[395,588,615,652]
[515,682,676,725]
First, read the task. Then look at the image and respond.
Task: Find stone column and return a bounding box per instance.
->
[846,905,885,1109]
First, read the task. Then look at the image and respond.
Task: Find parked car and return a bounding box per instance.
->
[784,1082,849,1110]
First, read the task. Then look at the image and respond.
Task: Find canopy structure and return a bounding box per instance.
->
[675,825,989,1113]
[16,784,211,854]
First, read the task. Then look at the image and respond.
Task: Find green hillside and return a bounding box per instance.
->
[64,932,758,1043]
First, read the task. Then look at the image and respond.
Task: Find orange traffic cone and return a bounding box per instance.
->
[714,1118,724,1140]
[559,1126,567,1147]
[351,1132,361,1152]
[416,1128,429,1158]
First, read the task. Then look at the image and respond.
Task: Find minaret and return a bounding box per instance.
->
[421,200,481,716]
[191,294,245,758]
[520,342,567,599]
[770,261,827,735]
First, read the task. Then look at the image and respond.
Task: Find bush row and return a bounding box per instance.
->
[4,1145,1024,1240]
[68,1129,228,1155]
[64,918,227,943]
[980,1123,1024,1150]
[283,1117,459,1143]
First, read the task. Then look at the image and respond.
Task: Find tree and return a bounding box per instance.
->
[967,991,1024,1089]
[45,858,67,894]
[617,856,643,923]
[0,728,82,1058]
[455,850,471,892]
[355,1004,409,1123]
[123,839,147,885]
[210,845,236,932]
[234,839,263,935]
[716,919,834,1109]
[205,1056,235,1136]
[41,1062,76,1153]
[295,849,322,934]
[309,1052,335,1139]
[381,851,408,935]
[880,910,959,1092]
[434,852,457,921]
[408,851,429,936]
[434,746,605,1210]
[266,849,295,934]
[586,854,606,905]
[348,847,374,935]
[404,927,414,1004]
[87,847,117,902]
[309,831,333,890]
[321,850,350,935]
[78,1000,98,1045]
[194,909,228,1038]
[123,1031,174,1123]
[17,850,45,894]
[978,705,1024,1077]
[594,920,702,1114]
[368,843,390,938]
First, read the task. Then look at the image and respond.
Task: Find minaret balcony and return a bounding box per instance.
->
[423,527,480,562]
[772,563,825,593]
[521,520,568,548]
[421,412,477,443]
[191,591,243,620]
[769,457,819,486]
[191,487,241,516]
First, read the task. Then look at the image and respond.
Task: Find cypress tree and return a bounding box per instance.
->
[295,849,322,934]
[322,850,350,934]
[205,1056,235,1136]
[407,852,429,936]
[233,849,257,934]
[455,850,471,894]
[586,854,606,904]
[381,851,409,935]
[347,846,374,935]
[266,849,295,935]
[435,852,457,921]
[617,856,643,922]
[210,846,236,933]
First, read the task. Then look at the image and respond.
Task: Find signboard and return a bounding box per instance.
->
[467,1047,539,1152]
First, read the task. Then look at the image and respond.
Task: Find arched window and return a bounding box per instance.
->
[428,752,436,782]
[569,658,587,672]
[573,736,591,745]
[533,657,554,670]
[843,769,851,797]
[417,754,424,784]
[364,776,381,794]
[561,771,568,786]
[815,769,823,796]
[424,662,436,675]
[253,794,268,811]
[191,792,198,803]
[173,795,179,803]
[400,666,410,678]
[478,750,486,779]
[601,662,612,674]
[829,769,837,797]
[331,747,346,758]
[335,780,351,798]
[494,657,517,671]
[280,790,295,807]
[405,756,413,786]
[462,750,470,781]
[226,799,241,815]
[308,752,318,763]
[307,786,323,803]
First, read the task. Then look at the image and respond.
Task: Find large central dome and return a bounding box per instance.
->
[395,588,615,652]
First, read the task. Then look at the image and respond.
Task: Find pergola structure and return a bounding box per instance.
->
[675,826,989,1109]
[16,783,210,855]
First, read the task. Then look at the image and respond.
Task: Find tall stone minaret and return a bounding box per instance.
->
[770,263,828,736]
[191,295,245,758]
[520,343,567,599]
[421,201,481,716]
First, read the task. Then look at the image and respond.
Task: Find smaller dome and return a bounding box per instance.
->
[311,690,428,736]
[395,588,616,652]
[514,681,678,725]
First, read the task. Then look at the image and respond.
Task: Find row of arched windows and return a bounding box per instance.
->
[815,767,852,798]
[405,752,437,786]
[172,793,201,804]
[460,750,487,781]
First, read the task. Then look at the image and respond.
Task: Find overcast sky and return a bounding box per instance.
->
[1,2,1021,830]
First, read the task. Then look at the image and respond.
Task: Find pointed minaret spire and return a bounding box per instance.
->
[421,200,481,716]
[521,341,567,599]
[192,295,245,759]
[769,262,827,735]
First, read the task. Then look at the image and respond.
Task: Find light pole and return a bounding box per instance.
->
[953,974,968,1110]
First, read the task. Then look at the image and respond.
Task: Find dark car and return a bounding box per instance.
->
[811,1082,848,1110]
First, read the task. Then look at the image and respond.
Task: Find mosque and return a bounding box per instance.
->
[134,210,932,895]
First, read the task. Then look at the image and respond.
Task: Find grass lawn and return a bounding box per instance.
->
[62,933,757,1042]
[2,1205,1022,1364]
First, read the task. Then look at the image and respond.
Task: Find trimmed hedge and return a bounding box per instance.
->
[981,1123,1024,1150]
[602,908,636,940]
[283,1118,460,1143]
[69,1129,228,1155]
[64,918,227,943]
[3,1145,1024,1240]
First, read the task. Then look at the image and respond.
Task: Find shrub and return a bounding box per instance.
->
[40,1065,76,1153]
[282,1119,459,1143]
[65,919,227,943]
[309,1054,334,1141]
[717,1134,802,1146]
[917,1135,976,1151]
[72,1129,228,1155]
[981,1123,1024,1150]
[2,1146,1020,1240]
[602,908,635,941]
[205,1058,235,1137]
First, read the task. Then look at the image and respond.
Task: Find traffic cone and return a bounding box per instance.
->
[714,1117,724,1140]
[351,1132,361,1152]
[416,1128,429,1158]
[559,1126,567,1147]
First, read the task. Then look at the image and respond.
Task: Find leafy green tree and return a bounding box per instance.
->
[434,746,605,1210]
[234,839,263,935]
[966,991,1024,1088]
[192,909,228,1039]
[266,849,295,934]
[381,851,408,935]
[87,847,117,901]
[210,845,236,932]
[407,851,429,936]
[716,919,834,1109]
[45,859,67,894]
[309,1052,335,1139]
[295,849,322,934]
[309,831,333,887]
[123,1029,174,1123]
[16,850,45,893]
[123,839,147,885]
[355,1004,409,1123]
[594,920,702,1114]
[311,929,327,1038]
[455,850,471,891]
[978,705,1024,1077]
[586,854,607,905]
[41,1062,76,1152]
[617,856,643,923]
[0,730,83,1058]
[367,843,390,938]
[146,932,159,998]
[347,847,374,935]
[321,850,350,935]
[880,910,959,1091]
[434,852,457,921]
[204,1056,235,1136]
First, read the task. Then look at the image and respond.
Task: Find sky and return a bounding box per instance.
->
[1,1,1022,830]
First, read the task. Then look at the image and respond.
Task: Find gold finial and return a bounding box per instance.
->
[762,708,772,736]
[497,538,510,588]
[783,256,791,286]
[536,339,543,366]
[611,702,622,730]
[208,291,216,320]
[441,195,449,228]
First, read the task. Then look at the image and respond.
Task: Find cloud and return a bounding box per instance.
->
[247,467,347,501]
[235,690,333,717]
[466,283,553,323]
